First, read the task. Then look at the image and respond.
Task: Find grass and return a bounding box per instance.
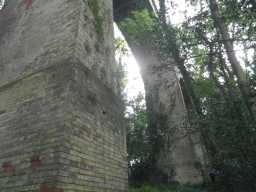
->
[129,183,204,192]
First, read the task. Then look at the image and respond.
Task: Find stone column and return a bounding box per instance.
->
[0,0,127,191]
[135,49,205,184]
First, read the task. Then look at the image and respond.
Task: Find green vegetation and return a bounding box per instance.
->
[88,0,104,41]
[120,10,156,48]
[121,0,256,191]
[114,37,128,93]
[125,94,152,183]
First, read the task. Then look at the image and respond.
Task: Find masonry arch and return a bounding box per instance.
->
[113,0,205,184]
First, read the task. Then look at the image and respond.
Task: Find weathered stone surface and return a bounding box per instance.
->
[0,0,127,191]
[137,51,205,184]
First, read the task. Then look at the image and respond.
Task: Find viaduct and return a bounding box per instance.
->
[0,0,205,191]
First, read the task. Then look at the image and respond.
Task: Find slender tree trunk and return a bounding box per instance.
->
[159,0,167,24]
[157,0,201,115]
[157,0,201,114]
[208,0,254,117]
[169,42,219,161]
[151,0,159,14]
[208,0,247,83]
[196,28,226,97]
[170,44,202,115]
[218,50,236,100]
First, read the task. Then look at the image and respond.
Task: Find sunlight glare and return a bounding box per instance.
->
[114,24,145,99]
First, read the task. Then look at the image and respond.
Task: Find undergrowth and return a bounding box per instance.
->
[129,183,204,192]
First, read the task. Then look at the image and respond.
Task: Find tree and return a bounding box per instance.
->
[208,0,254,117]
[125,94,152,183]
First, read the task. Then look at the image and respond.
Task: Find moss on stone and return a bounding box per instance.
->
[88,0,104,41]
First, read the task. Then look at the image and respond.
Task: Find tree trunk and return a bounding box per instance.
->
[208,0,254,117]
[159,0,167,24]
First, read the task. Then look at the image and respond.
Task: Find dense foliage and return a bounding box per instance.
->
[121,0,256,191]
[125,94,155,183]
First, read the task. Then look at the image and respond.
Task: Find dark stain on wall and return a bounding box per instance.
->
[30,155,41,169]
[40,184,64,192]
[2,162,14,173]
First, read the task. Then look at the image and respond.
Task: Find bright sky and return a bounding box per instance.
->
[0,0,5,10]
[114,25,145,99]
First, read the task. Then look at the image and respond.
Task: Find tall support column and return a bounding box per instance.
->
[138,51,205,184]
[0,0,127,191]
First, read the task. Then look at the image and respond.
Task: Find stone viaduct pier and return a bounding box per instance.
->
[0,0,127,191]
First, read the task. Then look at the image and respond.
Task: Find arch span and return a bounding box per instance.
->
[113,0,206,184]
